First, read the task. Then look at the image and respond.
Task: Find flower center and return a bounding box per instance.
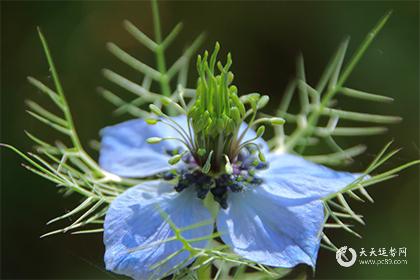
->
[161,147,268,209]
[146,42,286,208]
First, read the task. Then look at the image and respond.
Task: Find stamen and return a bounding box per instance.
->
[147,136,191,151]
[162,171,176,181]
[148,103,196,152]
[210,185,228,209]
[171,150,266,208]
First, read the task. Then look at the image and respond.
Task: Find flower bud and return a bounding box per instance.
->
[256,126,265,138]
[145,118,158,125]
[240,93,260,104]
[197,148,207,156]
[270,117,286,125]
[149,104,163,116]
[227,72,234,84]
[257,95,270,109]
[258,151,266,162]
[168,154,182,165]
[147,137,163,144]
[160,96,172,106]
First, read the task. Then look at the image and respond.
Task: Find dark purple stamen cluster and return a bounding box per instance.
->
[211,174,245,209]
[161,149,268,209]
[174,170,212,199]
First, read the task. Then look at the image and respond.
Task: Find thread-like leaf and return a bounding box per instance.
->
[107,42,162,80]
[340,87,394,103]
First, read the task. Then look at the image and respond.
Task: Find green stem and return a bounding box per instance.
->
[37,28,81,151]
[151,0,163,43]
[195,256,212,280]
[195,195,219,279]
[37,28,103,174]
[151,0,173,112]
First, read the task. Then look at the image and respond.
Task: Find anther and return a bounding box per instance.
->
[162,171,176,181]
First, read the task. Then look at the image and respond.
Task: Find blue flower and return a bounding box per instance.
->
[100,116,360,279]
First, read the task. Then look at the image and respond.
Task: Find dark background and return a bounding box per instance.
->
[1,1,419,279]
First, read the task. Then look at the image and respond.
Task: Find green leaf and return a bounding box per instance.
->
[340,87,394,103]
[107,42,161,80]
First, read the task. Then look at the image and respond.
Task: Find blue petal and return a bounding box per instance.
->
[259,153,362,203]
[99,115,267,177]
[104,181,213,280]
[217,186,323,267]
[99,116,188,177]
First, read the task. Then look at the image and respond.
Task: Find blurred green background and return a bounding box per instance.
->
[1,1,418,279]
